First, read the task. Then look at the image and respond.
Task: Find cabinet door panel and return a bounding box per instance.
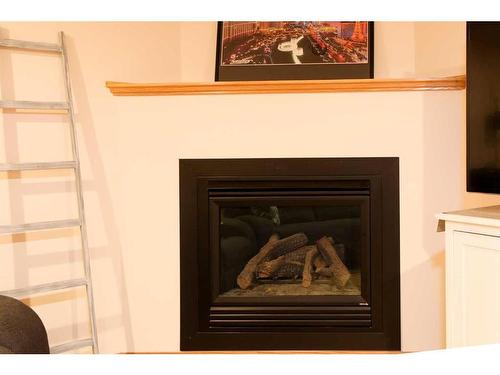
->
[447,231,500,347]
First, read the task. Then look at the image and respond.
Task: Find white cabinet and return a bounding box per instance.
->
[437,206,500,348]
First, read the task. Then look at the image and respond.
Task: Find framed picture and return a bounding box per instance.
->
[215,21,374,81]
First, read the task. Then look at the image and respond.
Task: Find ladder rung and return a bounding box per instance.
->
[51,338,93,354]
[0,219,81,234]
[0,278,87,298]
[0,161,77,171]
[0,38,61,53]
[0,100,69,111]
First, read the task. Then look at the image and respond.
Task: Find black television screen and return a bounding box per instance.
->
[467,22,500,193]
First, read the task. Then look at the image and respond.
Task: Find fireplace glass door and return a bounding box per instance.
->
[212,195,369,300]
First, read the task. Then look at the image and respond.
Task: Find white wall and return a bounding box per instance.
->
[0,21,485,353]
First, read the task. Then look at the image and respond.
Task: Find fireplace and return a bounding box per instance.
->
[180,158,400,350]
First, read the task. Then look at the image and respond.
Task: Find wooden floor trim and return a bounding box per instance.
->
[122,350,403,354]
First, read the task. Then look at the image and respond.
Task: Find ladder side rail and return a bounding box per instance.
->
[59,31,99,354]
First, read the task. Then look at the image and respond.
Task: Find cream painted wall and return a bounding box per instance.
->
[0,21,488,353]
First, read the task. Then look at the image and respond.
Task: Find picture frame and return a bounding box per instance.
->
[215,21,374,82]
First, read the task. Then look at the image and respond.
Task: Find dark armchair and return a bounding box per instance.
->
[0,295,50,354]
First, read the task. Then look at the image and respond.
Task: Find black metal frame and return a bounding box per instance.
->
[180,158,400,350]
[215,22,374,81]
[209,194,370,304]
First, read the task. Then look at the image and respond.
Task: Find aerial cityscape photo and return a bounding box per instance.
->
[220,21,370,66]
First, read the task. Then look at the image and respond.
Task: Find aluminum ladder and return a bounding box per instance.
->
[0,32,99,354]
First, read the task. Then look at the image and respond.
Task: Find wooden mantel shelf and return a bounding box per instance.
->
[106,75,465,96]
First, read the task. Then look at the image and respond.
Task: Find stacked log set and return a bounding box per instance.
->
[236,233,307,289]
[302,247,319,288]
[316,236,351,287]
[236,233,352,290]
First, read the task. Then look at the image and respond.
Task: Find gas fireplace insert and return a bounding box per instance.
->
[180,158,400,350]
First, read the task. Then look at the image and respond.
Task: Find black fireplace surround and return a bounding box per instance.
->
[180,158,400,351]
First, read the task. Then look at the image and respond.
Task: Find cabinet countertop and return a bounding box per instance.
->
[436,205,500,231]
